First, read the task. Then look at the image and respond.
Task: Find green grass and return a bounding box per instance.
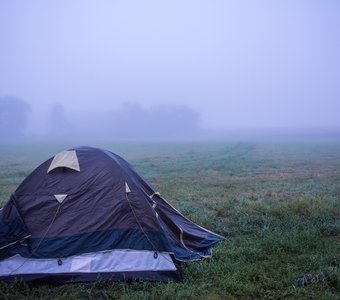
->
[0,141,339,299]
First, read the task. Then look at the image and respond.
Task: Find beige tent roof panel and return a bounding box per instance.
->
[47,150,80,173]
[54,194,68,203]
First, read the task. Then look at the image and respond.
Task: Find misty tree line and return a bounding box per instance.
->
[0,97,201,140]
[0,97,31,139]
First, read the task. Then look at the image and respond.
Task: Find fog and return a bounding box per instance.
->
[1,1,339,141]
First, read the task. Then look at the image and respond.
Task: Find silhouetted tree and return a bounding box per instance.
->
[46,103,71,138]
[109,102,201,139]
[0,97,31,140]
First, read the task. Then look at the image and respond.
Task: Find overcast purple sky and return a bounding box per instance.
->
[0,0,339,135]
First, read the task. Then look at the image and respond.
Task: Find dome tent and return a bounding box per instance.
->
[0,146,223,283]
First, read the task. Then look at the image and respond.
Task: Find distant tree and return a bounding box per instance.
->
[46,103,71,138]
[0,97,31,140]
[150,104,201,137]
[109,102,201,139]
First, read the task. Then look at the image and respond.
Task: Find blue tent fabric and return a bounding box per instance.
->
[0,196,31,260]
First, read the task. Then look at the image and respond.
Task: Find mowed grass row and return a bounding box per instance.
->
[0,141,339,299]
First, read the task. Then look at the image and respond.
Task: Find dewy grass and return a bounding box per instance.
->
[0,141,339,299]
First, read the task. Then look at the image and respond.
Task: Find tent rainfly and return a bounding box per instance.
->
[0,146,223,283]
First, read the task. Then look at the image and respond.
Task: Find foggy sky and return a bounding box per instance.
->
[0,0,339,138]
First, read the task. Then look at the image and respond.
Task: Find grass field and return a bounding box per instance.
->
[0,141,339,299]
